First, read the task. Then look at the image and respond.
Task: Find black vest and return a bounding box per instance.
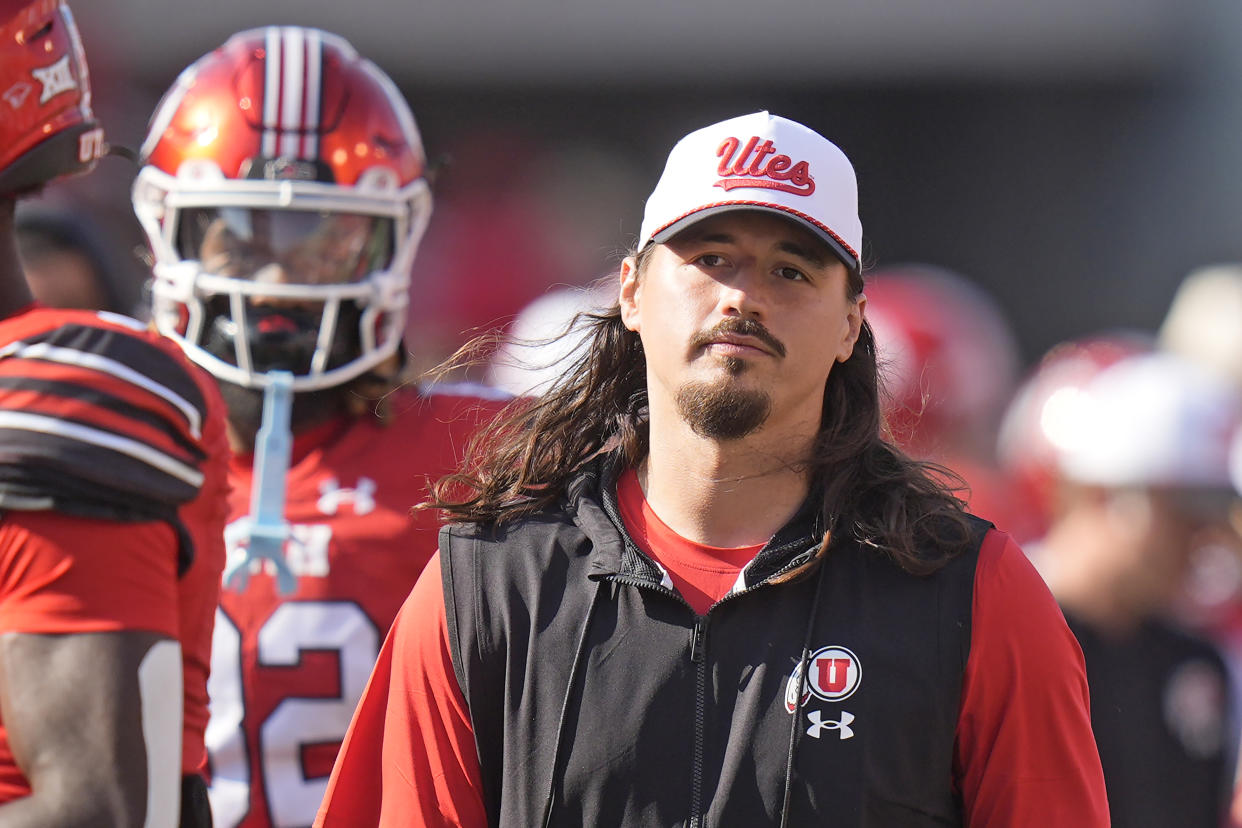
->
[442,463,987,827]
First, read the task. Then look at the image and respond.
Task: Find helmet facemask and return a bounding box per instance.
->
[135,164,431,393]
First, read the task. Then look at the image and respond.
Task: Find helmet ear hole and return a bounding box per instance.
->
[21,19,53,43]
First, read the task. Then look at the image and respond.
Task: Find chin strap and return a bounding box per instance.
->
[223,370,298,595]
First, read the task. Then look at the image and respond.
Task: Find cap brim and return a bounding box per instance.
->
[649,204,859,272]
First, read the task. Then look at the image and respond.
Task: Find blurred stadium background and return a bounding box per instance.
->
[37,0,1242,372]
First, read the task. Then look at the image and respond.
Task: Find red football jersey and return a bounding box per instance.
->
[205,384,505,828]
[0,306,231,796]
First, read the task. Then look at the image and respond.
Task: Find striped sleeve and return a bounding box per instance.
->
[0,310,215,571]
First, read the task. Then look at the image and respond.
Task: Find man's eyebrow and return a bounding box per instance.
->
[775,240,829,267]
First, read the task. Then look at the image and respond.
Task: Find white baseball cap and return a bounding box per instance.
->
[637,111,862,271]
[1055,352,1242,493]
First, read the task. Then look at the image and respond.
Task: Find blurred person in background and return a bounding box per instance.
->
[1158,264,1242,825]
[132,26,505,828]
[1158,269,1242,636]
[0,1,231,824]
[864,264,1025,534]
[1032,351,1240,828]
[15,206,131,312]
[995,331,1155,546]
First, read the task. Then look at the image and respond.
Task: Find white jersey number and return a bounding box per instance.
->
[206,602,379,827]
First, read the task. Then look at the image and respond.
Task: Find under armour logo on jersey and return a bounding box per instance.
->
[2,81,32,110]
[806,709,855,740]
[32,55,77,104]
[317,477,377,516]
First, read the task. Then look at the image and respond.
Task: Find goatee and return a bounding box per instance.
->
[675,375,771,440]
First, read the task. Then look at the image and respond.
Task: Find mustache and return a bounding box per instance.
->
[689,318,786,359]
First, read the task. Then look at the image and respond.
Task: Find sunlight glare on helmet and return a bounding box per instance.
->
[1040,386,1089,453]
[191,106,217,147]
[195,124,218,148]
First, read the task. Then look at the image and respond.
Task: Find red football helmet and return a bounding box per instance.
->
[864,265,1020,456]
[0,0,104,197]
[132,26,432,391]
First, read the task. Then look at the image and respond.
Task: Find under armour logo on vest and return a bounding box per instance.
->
[32,55,77,104]
[806,709,854,740]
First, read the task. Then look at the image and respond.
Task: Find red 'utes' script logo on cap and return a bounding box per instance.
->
[715,136,815,196]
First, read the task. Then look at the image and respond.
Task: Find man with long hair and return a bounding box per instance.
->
[316,112,1108,826]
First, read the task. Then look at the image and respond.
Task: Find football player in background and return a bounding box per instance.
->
[0,1,231,825]
[132,27,505,828]
[1158,265,1242,826]
[1015,350,1239,827]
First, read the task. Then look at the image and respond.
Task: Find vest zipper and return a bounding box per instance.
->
[689,616,708,828]
[690,617,706,663]
[684,541,820,827]
[604,574,708,827]
[602,539,819,828]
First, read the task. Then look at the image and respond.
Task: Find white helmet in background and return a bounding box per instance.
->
[1056,352,1242,496]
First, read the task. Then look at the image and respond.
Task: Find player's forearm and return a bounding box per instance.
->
[0,633,182,828]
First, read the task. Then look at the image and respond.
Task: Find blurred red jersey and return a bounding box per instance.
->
[0,306,231,797]
[205,384,505,828]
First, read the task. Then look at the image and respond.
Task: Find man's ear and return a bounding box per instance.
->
[836,292,865,363]
[619,255,641,333]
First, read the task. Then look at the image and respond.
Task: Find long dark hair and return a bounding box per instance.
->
[424,246,975,575]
